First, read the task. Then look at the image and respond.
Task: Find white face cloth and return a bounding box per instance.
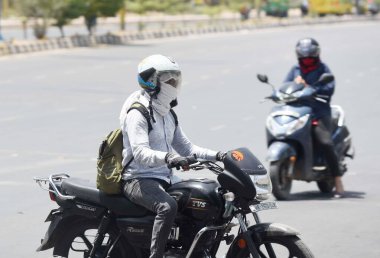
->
[152,82,178,116]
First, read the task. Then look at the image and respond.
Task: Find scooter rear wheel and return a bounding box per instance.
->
[270,160,292,200]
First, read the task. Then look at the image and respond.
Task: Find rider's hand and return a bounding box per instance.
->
[165,153,191,171]
[216,151,227,162]
[294,76,306,86]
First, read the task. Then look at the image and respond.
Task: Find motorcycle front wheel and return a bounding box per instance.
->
[53,219,131,258]
[270,160,293,200]
[234,235,314,258]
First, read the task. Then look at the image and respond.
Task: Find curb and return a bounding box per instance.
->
[0,15,378,57]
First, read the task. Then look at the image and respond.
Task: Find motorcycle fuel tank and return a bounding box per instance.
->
[167,179,223,221]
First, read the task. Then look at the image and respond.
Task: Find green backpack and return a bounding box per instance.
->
[96,102,178,194]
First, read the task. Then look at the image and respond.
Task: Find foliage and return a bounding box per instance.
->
[126,0,192,14]
[81,0,125,34]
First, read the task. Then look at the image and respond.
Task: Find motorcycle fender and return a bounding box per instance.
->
[36,209,64,252]
[37,210,87,252]
[225,223,299,258]
[267,142,296,162]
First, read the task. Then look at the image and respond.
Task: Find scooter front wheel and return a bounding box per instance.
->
[270,160,293,200]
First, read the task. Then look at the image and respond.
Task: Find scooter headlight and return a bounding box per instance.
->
[285,114,310,135]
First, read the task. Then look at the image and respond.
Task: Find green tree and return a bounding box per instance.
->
[51,0,86,37]
[17,0,51,39]
[82,0,125,35]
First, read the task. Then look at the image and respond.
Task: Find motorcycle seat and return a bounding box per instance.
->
[61,177,151,217]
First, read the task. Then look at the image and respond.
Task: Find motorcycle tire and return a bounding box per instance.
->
[234,235,314,258]
[317,178,334,193]
[270,160,292,200]
[53,219,131,258]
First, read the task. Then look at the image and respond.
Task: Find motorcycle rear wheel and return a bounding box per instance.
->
[270,160,292,200]
[53,219,130,258]
[234,235,314,258]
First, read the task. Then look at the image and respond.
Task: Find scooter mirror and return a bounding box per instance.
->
[257,74,269,83]
[317,73,334,85]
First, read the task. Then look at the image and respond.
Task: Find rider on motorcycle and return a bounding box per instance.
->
[284,38,345,198]
[119,54,225,258]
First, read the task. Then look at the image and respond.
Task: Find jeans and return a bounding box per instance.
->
[123,178,177,258]
[313,116,342,177]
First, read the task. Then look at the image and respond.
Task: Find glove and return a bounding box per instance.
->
[166,153,190,171]
[216,151,227,162]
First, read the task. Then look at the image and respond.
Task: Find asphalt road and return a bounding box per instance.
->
[0,20,379,258]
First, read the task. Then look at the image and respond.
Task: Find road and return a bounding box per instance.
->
[0,20,379,257]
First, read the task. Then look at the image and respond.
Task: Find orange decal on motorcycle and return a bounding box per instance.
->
[231,151,244,161]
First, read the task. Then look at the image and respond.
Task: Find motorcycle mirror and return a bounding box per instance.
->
[317,73,334,85]
[257,74,269,83]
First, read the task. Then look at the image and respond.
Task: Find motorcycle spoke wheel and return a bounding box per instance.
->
[236,236,314,258]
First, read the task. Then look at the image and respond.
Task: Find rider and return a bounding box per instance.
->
[284,38,344,198]
[119,54,226,258]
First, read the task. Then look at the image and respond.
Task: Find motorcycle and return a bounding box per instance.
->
[34,147,314,258]
[257,73,354,200]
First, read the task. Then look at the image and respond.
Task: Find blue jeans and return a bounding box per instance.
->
[123,178,177,258]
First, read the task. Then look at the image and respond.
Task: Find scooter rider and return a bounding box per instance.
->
[119,54,226,258]
[284,38,344,197]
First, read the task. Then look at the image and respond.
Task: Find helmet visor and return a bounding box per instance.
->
[158,71,182,89]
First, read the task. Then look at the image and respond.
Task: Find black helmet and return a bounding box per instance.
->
[295,38,320,58]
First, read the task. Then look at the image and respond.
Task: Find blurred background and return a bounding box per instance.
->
[0,0,379,41]
[0,1,379,258]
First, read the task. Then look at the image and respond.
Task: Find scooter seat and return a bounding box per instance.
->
[61,177,150,217]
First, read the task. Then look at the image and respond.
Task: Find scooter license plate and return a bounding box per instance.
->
[250,202,278,213]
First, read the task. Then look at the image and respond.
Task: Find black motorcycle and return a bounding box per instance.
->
[34,148,314,258]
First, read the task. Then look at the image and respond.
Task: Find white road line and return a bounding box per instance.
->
[209,124,226,131]
[200,75,210,80]
[0,116,21,122]
[34,74,47,80]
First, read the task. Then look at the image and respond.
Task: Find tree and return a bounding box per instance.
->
[82,0,125,35]
[17,0,51,39]
[51,0,86,37]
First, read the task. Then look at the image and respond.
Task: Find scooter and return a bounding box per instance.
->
[34,148,315,258]
[257,73,354,200]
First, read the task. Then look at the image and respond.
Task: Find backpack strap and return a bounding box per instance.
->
[127,102,153,133]
[170,109,178,127]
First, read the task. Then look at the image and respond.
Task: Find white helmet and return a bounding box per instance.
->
[137,54,181,94]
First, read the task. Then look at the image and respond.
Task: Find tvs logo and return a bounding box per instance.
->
[231,150,244,161]
[187,198,208,210]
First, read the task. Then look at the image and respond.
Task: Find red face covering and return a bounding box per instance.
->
[299,57,320,74]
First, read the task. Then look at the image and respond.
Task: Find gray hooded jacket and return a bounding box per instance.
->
[119,90,218,183]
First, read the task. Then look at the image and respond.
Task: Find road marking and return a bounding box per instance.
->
[0,116,21,122]
[209,124,226,131]
[34,74,47,80]
[200,75,210,80]
[0,79,13,84]
[63,70,78,75]
[242,116,254,121]
[0,181,29,186]
[99,98,116,104]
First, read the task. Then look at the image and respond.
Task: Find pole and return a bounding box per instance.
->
[0,0,3,41]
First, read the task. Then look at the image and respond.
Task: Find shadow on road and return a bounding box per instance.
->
[279,190,366,201]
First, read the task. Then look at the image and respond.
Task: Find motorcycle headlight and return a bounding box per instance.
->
[250,173,272,201]
[285,114,310,135]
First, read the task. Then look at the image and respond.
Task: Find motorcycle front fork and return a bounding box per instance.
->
[236,212,276,258]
